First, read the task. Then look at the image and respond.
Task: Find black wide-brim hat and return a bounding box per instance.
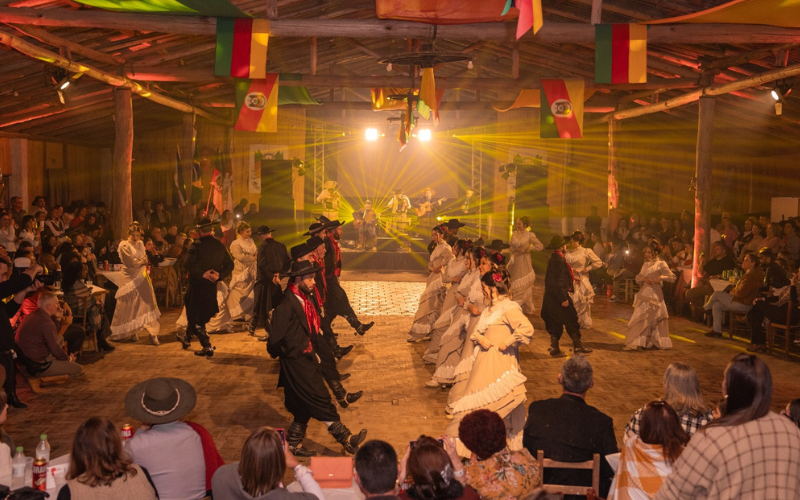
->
[303,222,326,236]
[487,239,510,250]
[446,219,466,229]
[125,377,197,425]
[306,236,324,250]
[287,259,322,277]
[291,242,313,260]
[256,225,275,235]
[547,235,568,249]
[195,218,219,230]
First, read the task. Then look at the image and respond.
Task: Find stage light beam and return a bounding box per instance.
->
[771,89,781,101]
[418,129,432,142]
[365,128,379,141]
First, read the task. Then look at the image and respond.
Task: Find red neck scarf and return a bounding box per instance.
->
[554,250,576,283]
[327,233,342,276]
[310,255,327,303]
[289,284,320,353]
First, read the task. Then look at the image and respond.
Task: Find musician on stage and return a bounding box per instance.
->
[317,180,341,221]
[352,200,378,251]
[415,187,446,236]
[386,188,411,234]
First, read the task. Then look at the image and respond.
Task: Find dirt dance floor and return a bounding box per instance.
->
[8,270,800,462]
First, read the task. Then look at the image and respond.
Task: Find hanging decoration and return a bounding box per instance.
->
[215,18,270,79]
[234,74,279,133]
[595,24,648,84]
[540,79,585,139]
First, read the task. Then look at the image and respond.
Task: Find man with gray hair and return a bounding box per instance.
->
[522,356,617,499]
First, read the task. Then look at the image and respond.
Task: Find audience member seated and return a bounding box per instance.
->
[398,436,479,500]
[610,240,643,302]
[685,241,736,320]
[61,261,114,352]
[600,240,624,290]
[18,216,40,251]
[718,212,738,247]
[0,391,14,471]
[212,426,322,500]
[610,401,689,500]
[703,253,764,338]
[762,222,783,255]
[58,417,158,500]
[354,440,402,499]
[758,248,791,292]
[125,377,224,500]
[15,292,84,379]
[522,356,618,499]
[739,221,764,258]
[0,214,16,256]
[655,354,800,499]
[613,218,631,243]
[747,265,800,352]
[782,220,800,263]
[459,409,541,500]
[782,398,800,429]
[150,227,169,253]
[151,202,171,230]
[163,225,178,245]
[626,363,713,437]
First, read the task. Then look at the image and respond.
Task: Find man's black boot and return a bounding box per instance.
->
[7,392,26,409]
[287,421,316,457]
[354,321,374,336]
[327,421,367,455]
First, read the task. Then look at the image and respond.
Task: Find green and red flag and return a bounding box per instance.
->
[191,144,203,205]
[376,0,517,24]
[72,0,248,16]
[215,18,270,79]
[234,75,279,133]
[540,79,584,139]
[595,24,648,84]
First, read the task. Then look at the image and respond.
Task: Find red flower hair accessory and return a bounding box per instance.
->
[496,254,504,262]
[493,272,502,282]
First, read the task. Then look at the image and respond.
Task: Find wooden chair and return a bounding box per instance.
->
[69,294,98,352]
[536,450,601,498]
[766,298,800,360]
[150,267,172,308]
[620,279,640,303]
[727,311,749,340]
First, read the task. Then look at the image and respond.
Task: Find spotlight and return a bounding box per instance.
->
[468,60,473,70]
[386,63,393,72]
[771,89,781,101]
[365,128,379,141]
[58,77,71,91]
[418,129,432,142]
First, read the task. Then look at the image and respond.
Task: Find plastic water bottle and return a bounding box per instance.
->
[35,435,50,463]
[12,446,25,488]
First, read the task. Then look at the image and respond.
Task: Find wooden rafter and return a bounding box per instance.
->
[8,24,124,66]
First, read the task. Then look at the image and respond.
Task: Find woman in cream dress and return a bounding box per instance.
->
[564,230,602,329]
[445,268,534,456]
[423,239,471,364]
[227,222,257,321]
[426,246,485,388]
[508,216,544,314]
[109,222,161,345]
[624,241,676,351]
[408,225,454,342]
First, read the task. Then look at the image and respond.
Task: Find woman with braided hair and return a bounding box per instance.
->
[508,216,544,314]
[408,224,454,343]
[624,240,676,351]
[445,268,533,456]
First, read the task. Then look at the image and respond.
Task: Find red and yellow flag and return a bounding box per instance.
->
[540,79,584,139]
[595,24,647,84]
[215,18,269,79]
[234,75,279,133]
[376,0,517,24]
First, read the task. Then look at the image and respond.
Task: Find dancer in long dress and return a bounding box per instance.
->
[175,281,233,333]
[426,246,484,388]
[423,239,471,364]
[624,241,676,351]
[109,222,161,345]
[508,216,544,314]
[445,268,534,456]
[227,221,257,321]
[564,230,602,329]
[408,225,454,343]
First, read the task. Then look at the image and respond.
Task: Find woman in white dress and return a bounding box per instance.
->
[508,216,544,315]
[624,241,675,351]
[564,230,602,329]
[176,281,233,333]
[408,225,454,342]
[445,268,534,456]
[423,239,470,364]
[109,222,161,345]
[227,222,257,321]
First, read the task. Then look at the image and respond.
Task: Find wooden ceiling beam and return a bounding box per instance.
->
[0,29,230,125]
[4,8,800,44]
[8,23,125,66]
[0,88,111,127]
[700,44,800,71]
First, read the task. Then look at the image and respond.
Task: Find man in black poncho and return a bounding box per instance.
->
[248,225,290,341]
[541,235,592,358]
[179,218,234,357]
[267,259,368,457]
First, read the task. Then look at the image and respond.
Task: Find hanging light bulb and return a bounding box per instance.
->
[386,63,393,72]
[468,60,473,69]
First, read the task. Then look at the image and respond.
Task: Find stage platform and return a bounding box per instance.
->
[341,249,428,272]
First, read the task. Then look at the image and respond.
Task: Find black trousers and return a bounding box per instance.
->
[542,298,582,344]
[185,321,212,348]
[747,301,799,345]
[0,351,16,395]
[250,281,282,333]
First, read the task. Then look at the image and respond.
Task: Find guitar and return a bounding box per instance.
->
[415,198,447,217]
[353,209,376,230]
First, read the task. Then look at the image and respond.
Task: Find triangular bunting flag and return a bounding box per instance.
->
[516,0,543,40]
[595,24,647,84]
[215,18,269,79]
[540,79,584,139]
[234,75,279,133]
[419,68,438,122]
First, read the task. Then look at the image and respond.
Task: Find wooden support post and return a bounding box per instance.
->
[266,0,277,20]
[692,96,715,288]
[310,37,317,75]
[181,112,196,226]
[607,118,618,212]
[111,88,133,240]
[591,0,603,25]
